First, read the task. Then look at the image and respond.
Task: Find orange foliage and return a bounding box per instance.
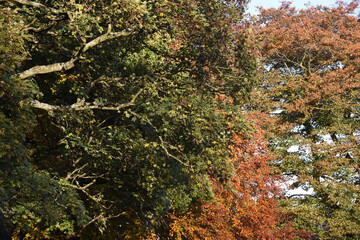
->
[168,112,302,239]
[250,2,360,238]
[254,1,360,121]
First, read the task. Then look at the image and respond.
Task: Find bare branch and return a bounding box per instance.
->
[82,212,125,230]
[80,179,97,190]
[280,53,307,72]
[64,163,88,182]
[25,21,57,33]
[29,98,133,111]
[90,75,125,88]
[16,58,77,80]
[159,136,190,167]
[15,26,135,80]
[28,89,143,111]
[287,193,315,198]
[127,109,191,168]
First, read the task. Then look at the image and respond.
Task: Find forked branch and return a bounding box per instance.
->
[15,26,135,80]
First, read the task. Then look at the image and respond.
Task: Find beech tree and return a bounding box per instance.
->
[252,1,360,238]
[0,0,255,238]
[167,112,301,240]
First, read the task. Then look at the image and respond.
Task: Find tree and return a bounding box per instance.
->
[0,6,89,239]
[167,111,301,240]
[252,1,360,238]
[1,0,255,238]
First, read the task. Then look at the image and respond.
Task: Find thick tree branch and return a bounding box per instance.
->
[15,26,135,80]
[28,89,143,111]
[17,58,77,80]
[29,98,133,111]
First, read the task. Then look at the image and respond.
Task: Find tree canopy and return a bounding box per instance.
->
[1,0,360,239]
[252,1,360,238]
[1,0,257,238]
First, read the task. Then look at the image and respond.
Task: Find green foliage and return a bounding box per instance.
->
[1,0,254,238]
[0,27,89,237]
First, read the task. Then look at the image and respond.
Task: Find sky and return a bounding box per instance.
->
[246,0,356,15]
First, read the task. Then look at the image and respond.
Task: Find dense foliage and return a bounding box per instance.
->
[0,0,257,238]
[253,1,360,238]
[167,111,300,239]
[1,0,359,239]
